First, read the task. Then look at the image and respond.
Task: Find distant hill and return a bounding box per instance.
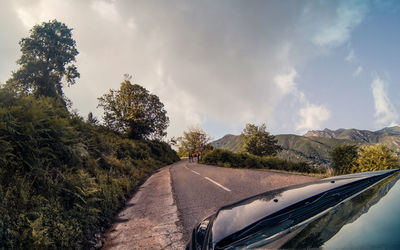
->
[210,126,400,168]
[211,134,243,152]
[305,126,400,153]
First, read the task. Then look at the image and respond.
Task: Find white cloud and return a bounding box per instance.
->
[16,8,37,28]
[274,69,297,96]
[91,0,120,23]
[296,104,331,133]
[345,49,355,62]
[371,76,398,127]
[274,69,330,133]
[353,66,363,77]
[311,1,369,48]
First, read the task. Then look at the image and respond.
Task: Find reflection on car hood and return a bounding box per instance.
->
[282,170,400,249]
[208,169,398,249]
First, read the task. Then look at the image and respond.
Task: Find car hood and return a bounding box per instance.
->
[190,169,399,249]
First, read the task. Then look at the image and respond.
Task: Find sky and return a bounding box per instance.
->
[1,0,400,140]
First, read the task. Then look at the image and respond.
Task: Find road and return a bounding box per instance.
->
[169,159,317,242]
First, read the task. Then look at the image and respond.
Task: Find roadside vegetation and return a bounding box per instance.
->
[0,20,178,249]
[330,143,399,175]
[201,149,323,174]
[177,123,322,174]
[176,127,212,157]
[240,123,282,156]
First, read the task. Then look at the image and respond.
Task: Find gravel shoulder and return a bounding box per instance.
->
[102,163,185,250]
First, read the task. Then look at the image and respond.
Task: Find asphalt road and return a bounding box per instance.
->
[169,159,317,242]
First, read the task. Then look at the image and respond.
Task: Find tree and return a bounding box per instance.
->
[98,79,169,140]
[240,123,282,156]
[356,144,398,172]
[86,112,98,125]
[330,144,358,175]
[177,127,211,156]
[6,20,79,104]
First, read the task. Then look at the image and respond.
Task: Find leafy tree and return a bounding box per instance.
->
[240,123,282,156]
[330,144,358,175]
[98,79,169,140]
[6,20,79,104]
[177,127,211,156]
[86,112,98,125]
[356,144,398,172]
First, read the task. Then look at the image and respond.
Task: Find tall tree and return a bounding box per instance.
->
[177,127,211,156]
[330,144,358,175]
[98,79,169,140]
[240,123,282,156]
[6,20,79,104]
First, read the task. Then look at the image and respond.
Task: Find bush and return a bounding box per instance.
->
[329,143,399,174]
[201,149,322,174]
[0,90,179,249]
[330,144,358,175]
[355,144,398,172]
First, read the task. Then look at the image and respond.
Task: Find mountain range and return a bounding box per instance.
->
[210,126,400,168]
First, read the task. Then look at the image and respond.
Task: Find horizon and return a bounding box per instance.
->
[1,0,400,140]
[213,125,400,139]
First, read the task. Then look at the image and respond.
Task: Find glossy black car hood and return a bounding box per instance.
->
[189,169,398,249]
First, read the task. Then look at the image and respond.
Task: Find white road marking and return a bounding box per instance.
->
[185,166,230,191]
[204,177,231,192]
[191,170,200,175]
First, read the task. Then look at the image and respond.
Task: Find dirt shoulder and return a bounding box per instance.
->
[102,163,185,250]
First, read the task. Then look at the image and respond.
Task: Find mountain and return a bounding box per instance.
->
[304,128,377,142]
[304,126,400,153]
[211,134,243,152]
[210,126,400,168]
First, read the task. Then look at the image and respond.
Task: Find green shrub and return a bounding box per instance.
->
[0,90,179,249]
[354,144,398,172]
[201,149,322,174]
[329,143,399,174]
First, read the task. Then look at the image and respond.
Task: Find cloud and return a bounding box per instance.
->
[0,0,369,138]
[274,69,298,96]
[371,75,398,127]
[274,69,330,133]
[91,0,120,23]
[309,1,369,48]
[296,104,331,133]
[345,49,355,62]
[353,66,363,77]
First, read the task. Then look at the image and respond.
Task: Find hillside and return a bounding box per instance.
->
[210,126,400,168]
[210,134,243,152]
[0,90,179,249]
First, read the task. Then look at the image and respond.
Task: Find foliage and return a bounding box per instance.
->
[330,144,359,175]
[5,20,79,105]
[201,149,323,174]
[210,133,364,168]
[0,89,179,249]
[355,144,398,172]
[98,79,169,140]
[177,127,211,157]
[329,143,399,174]
[86,112,98,125]
[240,123,282,156]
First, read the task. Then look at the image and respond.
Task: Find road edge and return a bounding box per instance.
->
[102,163,186,249]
